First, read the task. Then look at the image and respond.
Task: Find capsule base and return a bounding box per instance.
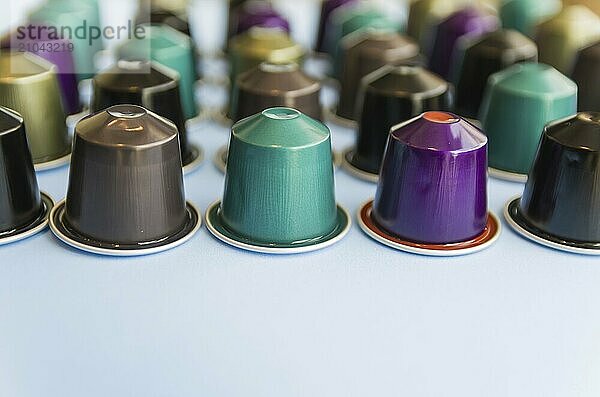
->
[341,148,379,183]
[33,148,72,172]
[488,167,528,183]
[182,144,205,176]
[49,200,202,257]
[205,200,351,254]
[0,192,54,246]
[504,197,600,256]
[358,200,501,257]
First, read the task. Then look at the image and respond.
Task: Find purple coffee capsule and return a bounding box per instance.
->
[230,0,291,39]
[358,111,501,256]
[428,7,499,79]
[6,27,81,115]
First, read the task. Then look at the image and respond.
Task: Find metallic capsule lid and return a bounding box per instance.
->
[76,105,178,149]
[229,27,306,63]
[233,107,328,148]
[391,111,487,153]
[486,62,577,97]
[544,111,600,152]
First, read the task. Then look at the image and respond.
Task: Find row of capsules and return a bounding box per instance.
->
[215,0,600,256]
[1,0,600,257]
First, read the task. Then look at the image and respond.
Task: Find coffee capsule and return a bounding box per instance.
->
[231,0,290,38]
[343,65,453,182]
[136,9,200,80]
[479,62,577,181]
[118,24,199,121]
[571,41,600,111]
[536,5,600,75]
[0,107,54,245]
[563,0,600,15]
[428,7,499,80]
[323,2,399,59]
[231,62,321,122]
[453,29,538,119]
[206,107,351,254]
[500,0,561,38]
[29,0,103,80]
[137,8,193,37]
[335,30,420,122]
[406,0,463,52]
[0,52,71,170]
[316,0,358,53]
[7,28,81,115]
[358,111,500,256]
[327,2,400,69]
[92,60,203,174]
[228,27,305,110]
[49,104,201,256]
[505,112,600,255]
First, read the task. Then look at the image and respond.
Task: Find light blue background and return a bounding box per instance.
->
[3,0,600,395]
[2,116,600,397]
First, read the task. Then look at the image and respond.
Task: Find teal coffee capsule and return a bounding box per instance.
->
[118,24,199,120]
[479,62,577,181]
[206,107,351,254]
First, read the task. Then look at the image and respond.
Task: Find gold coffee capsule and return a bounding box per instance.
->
[563,0,600,16]
[0,52,70,169]
[229,27,306,90]
[140,0,189,14]
[536,5,600,75]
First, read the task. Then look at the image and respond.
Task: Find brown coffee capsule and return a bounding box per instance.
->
[336,30,421,122]
[230,62,321,122]
[49,104,201,256]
